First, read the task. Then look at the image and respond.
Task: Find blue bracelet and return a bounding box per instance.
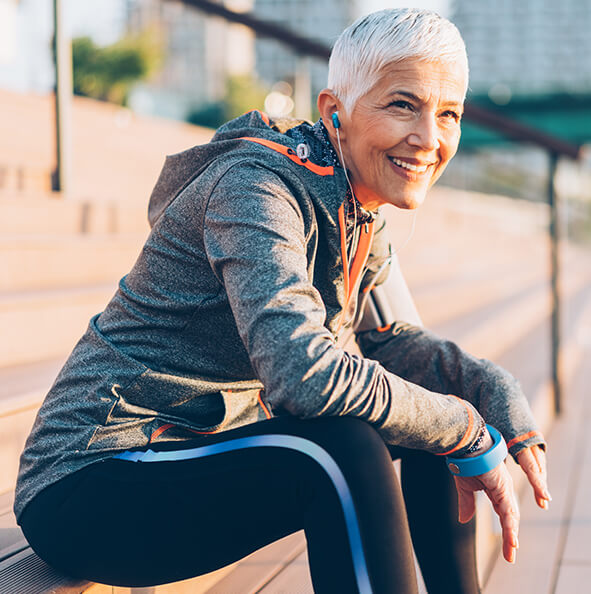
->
[446,425,508,477]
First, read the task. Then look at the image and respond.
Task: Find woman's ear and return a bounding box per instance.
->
[317,89,343,134]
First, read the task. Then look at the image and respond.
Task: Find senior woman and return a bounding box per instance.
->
[15,8,548,594]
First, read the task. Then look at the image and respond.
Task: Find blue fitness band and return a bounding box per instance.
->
[446,425,508,477]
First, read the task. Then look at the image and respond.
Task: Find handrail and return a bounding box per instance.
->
[180,0,581,161]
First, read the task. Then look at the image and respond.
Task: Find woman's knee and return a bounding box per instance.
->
[294,416,396,485]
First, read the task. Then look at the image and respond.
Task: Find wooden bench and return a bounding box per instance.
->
[0,485,314,594]
[0,490,91,594]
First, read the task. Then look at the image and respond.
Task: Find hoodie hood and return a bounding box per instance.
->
[147,110,308,227]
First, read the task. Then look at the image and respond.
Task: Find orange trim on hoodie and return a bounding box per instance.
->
[257,390,272,419]
[149,423,175,443]
[338,204,350,300]
[506,430,544,450]
[349,222,374,294]
[336,207,375,331]
[240,137,335,176]
[436,397,475,457]
[247,109,271,126]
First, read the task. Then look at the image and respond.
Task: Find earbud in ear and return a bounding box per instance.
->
[331,112,341,129]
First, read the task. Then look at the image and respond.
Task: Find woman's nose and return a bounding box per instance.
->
[407,113,440,151]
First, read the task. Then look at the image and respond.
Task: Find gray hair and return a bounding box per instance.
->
[328,8,469,114]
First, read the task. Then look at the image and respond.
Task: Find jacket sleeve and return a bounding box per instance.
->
[355,321,547,459]
[202,160,485,455]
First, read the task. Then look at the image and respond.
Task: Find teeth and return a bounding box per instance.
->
[390,157,429,173]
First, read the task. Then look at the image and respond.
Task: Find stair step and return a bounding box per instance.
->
[0,234,145,292]
[0,195,149,236]
[0,357,65,410]
[0,284,116,367]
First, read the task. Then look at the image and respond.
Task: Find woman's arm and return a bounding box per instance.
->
[202,161,485,455]
[355,270,550,515]
[356,322,546,458]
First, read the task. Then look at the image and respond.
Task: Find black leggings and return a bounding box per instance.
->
[20,416,480,594]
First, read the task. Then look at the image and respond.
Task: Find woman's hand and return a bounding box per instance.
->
[516,445,551,509]
[454,462,520,563]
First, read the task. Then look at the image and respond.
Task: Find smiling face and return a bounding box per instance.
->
[318,58,466,211]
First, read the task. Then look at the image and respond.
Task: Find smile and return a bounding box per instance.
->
[388,157,431,173]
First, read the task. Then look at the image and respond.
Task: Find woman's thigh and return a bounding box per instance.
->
[20,416,418,593]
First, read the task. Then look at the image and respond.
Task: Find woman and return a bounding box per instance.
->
[15,9,549,594]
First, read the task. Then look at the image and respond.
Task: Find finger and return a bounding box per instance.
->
[537,496,549,510]
[518,447,551,505]
[532,447,550,495]
[493,491,519,562]
[490,494,519,562]
[485,471,520,562]
[531,445,546,473]
[454,478,476,523]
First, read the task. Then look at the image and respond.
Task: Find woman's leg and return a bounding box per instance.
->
[397,447,481,594]
[20,416,418,594]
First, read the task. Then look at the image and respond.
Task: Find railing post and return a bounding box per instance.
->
[52,0,73,195]
[548,151,562,415]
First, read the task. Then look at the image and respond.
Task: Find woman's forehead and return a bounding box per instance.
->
[369,58,467,104]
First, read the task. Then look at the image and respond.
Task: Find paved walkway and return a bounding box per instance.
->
[485,301,591,594]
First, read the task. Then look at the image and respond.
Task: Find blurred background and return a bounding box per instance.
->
[1,1,591,593]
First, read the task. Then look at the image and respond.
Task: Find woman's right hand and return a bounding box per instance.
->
[454,462,520,563]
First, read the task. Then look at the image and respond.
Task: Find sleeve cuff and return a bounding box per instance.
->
[506,430,546,459]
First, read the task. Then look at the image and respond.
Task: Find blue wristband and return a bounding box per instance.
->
[446,425,508,477]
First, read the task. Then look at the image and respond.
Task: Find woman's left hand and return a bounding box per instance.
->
[515,445,551,509]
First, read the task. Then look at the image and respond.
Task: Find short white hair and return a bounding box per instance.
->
[328,8,469,114]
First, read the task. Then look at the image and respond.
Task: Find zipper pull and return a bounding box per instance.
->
[364,222,369,233]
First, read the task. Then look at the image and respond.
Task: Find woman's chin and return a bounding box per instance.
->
[389,193,426,211]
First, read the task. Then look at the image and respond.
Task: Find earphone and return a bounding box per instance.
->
[330,110,417,262]
[331,111,341,129]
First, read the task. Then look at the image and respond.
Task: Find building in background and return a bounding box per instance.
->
[0,0,54,93]
[125,0,254,122]
[452,0,591,99]
[450,0,591,149]
[442,0,591,218]
[126,0,225,121]
[0,0,19,64]
[253,0,356,118]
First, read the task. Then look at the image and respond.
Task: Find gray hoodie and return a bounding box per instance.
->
[14,111,544,521]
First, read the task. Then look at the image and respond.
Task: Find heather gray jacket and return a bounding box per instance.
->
[15,112,544,520]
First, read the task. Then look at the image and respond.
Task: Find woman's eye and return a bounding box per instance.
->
[388,100,414,111]
[441,110,461,122]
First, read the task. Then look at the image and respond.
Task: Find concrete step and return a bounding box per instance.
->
[0,233,145,292]
[0,357,67,495]
[0,194,150,236]
[0,88,212,204]
[0,284,116,367]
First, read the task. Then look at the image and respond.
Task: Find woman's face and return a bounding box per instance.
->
[328,58,466,210]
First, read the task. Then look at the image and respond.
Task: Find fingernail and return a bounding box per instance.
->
[541,499,549,510]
